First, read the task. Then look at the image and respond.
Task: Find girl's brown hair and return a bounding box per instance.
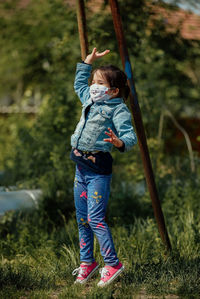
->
[92,65,130,101]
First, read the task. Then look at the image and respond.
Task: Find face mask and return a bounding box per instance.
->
[89,84,111,103]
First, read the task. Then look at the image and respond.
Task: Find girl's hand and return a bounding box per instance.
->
[104,128,124,148]
[84,47,110,64]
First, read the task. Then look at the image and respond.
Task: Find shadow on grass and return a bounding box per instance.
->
[121,254,200,299]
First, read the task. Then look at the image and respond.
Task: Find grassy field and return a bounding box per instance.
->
[0,161,200,298]
[0,192,200,299]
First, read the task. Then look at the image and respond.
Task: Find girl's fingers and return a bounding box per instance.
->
[106,127,112,133]
[87,48,109,62]
[101,49,110,55]
[92,47,97,54]
[104,128,118,145]
[96,49,110,57]
[103,138,112,143]
[108,127,114,133]
[106,128,117,137]
[105,131,112,137]
[87,155,96,163]
[91,47,97,58]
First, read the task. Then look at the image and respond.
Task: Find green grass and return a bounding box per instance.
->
[0,168,200,298]
[0,209,200,299]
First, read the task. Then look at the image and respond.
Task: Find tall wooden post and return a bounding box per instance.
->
[76,0,89,60]
[109,0,171,251]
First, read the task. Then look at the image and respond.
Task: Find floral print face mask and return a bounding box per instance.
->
[89,84,111,102]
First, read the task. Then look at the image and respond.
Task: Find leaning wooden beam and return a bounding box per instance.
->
[109,0,171,251]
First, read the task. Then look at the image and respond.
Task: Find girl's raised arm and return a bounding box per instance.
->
[74,48,110,104]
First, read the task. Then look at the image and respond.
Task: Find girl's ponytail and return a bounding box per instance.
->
[123,84,130,101]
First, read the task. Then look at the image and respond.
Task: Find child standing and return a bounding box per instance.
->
[71,48,137,287]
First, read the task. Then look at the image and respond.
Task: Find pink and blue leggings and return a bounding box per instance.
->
[73,164,119,266]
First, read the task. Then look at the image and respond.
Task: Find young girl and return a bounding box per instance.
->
[71,48,137,287]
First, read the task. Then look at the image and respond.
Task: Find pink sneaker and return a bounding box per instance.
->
[72,261,99,284]
[97,262,124,287]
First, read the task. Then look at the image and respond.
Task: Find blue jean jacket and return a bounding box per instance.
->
[71,63,137,152]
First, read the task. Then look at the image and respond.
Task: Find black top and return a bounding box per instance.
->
[70,149,113,175]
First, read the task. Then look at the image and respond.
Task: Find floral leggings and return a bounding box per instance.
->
[74,164,119,266]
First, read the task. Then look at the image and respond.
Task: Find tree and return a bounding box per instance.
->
[0,0,199,217]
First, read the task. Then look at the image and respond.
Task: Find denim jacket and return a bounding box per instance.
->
[71,63,137,152]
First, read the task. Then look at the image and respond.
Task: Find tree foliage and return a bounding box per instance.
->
[0,0,199,216]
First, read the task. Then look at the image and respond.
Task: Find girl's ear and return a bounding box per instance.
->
[111,88,119,97]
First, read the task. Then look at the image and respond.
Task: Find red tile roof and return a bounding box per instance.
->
[18,0,30,9]
[149,5,200,40]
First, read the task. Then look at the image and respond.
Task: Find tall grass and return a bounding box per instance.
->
[0,168,200,298]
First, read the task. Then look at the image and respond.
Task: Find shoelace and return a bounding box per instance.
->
[99,267,110,279]
[72,266,87,277]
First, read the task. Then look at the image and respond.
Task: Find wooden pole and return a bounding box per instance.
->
[109,0,171,251]
[76,0,89,60]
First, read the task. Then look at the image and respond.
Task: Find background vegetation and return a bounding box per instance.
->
[0,0,200,297]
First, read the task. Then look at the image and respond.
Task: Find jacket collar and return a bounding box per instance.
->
[104,97,124,105]
[85,97,124,107]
